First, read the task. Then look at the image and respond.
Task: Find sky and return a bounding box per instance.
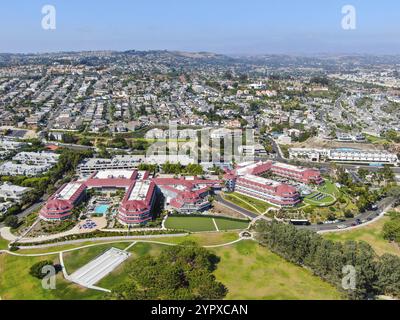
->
[1,0,400,55]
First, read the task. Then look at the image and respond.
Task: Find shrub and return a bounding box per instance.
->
[29,260,55,279]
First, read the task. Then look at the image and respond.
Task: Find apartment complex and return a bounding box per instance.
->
[0,151,60,176]
[0,182,31,202]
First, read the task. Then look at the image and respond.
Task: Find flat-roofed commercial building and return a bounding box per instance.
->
[328,149,398,164]
[78,156,143,176]
[289,147,399,165]
[13,151,59,165]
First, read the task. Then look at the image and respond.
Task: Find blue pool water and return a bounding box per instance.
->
[94,205,109,215]
[335,148,359,152]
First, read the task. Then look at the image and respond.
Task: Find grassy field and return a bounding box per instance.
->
[212,241,342,300]
[97,242,166,290]
[16,232,239,255]
[324,216,400,257]
[0,253,104,300]
[365,134,389,145]
[0,235,343,300]
[151,232,240,246]
[165,215,249,232]
[165,216,217,232]
[63,243,130,274]
[0,234,9,250]
[214,217,249,231]
[63,240,343,300]
[223,192,276,214]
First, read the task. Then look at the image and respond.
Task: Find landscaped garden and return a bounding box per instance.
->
[223,192,277,214]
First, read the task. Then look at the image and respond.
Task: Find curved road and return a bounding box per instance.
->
[216,194,396,232]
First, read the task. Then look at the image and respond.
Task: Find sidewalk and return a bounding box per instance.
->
[0,227,17,242]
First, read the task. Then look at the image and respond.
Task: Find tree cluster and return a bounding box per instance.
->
[110,242,227,300]
[382,212,400,244]
[162,162,204,176]
[256,221,400,299]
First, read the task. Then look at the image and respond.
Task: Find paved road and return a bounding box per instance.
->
[217,193,396,232]
[0,197,47,228]
[300,196,396,232]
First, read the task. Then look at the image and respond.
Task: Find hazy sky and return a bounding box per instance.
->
[1,0,400,55]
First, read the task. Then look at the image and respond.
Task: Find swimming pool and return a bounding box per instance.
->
[94,204,109,215]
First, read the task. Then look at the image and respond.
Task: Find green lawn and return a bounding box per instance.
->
[150,232,240,246]
[223,192,276,214]
[365,134,389,145]
[324,216,400,257]
[165,216,217,232]
[97,242,166,290]
[0,253,104,300]
[16,233,239,255]
[63,243,129,274]
[165,215,249,232]
[214,217,249,231]
[0,237,343,300]
[61,240,344,300]
[212,241,342,300]
[0,234,9,250]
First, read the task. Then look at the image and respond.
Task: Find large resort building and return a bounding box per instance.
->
[40,169,222,225]
[40,169,155,224]
[118,180,157,225]
[236,174,301,207]
[225,161,323,207]
[153,177,221,214]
